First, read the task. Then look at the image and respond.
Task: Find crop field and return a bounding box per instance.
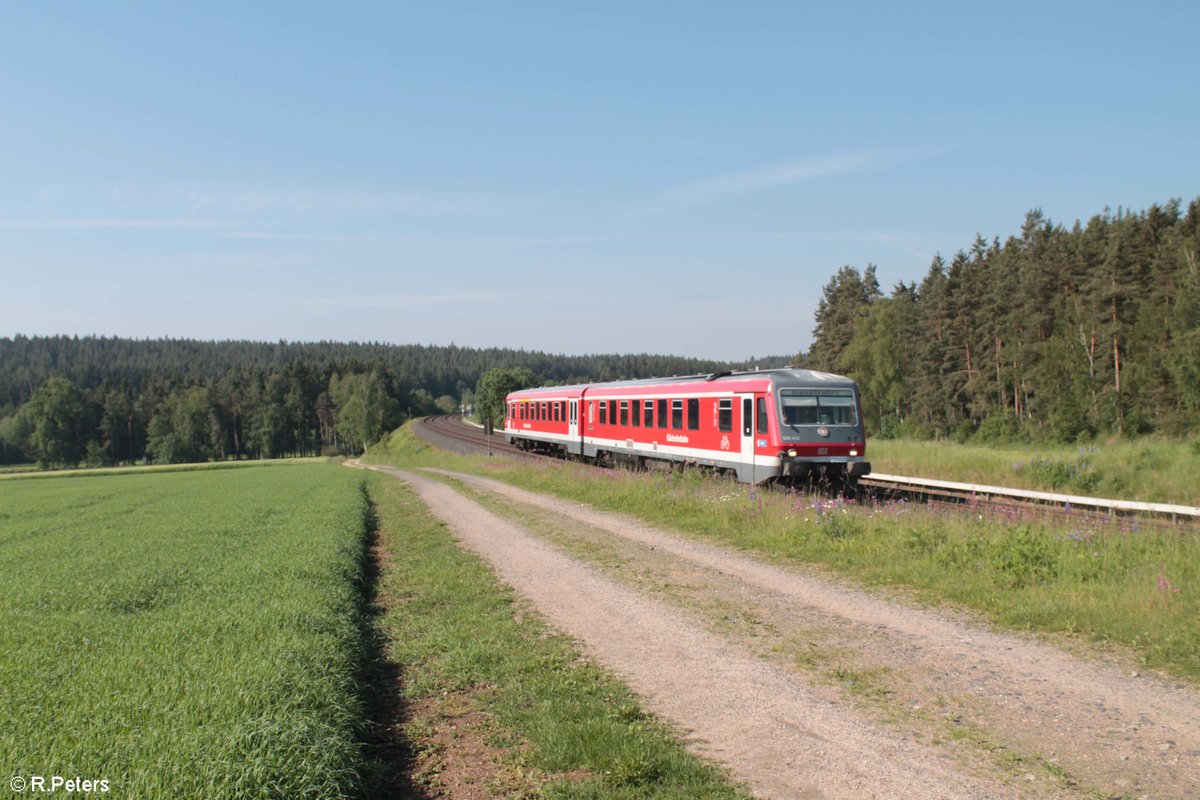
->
[0,463,371,798]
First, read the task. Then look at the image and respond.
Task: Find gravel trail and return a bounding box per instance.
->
[377,466,1069,799]
[421,468,1200,799]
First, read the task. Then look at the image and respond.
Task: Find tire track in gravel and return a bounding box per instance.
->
[420,468,1200,800]
[377,466,1049,800]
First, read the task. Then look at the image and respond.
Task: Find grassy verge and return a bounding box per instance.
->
[368,425,1200,682]
[869,437,1200,505]
[365,471,750,799]
[0,464,372,798]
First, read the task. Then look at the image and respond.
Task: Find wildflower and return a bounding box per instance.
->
[1158,575,1182,594]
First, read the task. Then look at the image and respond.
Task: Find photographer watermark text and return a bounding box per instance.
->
[10,776,109,794]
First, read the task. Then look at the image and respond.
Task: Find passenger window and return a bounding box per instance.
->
[658,399,668,428]
[644,401,653,427]
[599,401,607,425]
[588,401,594,424]
[561,401,567,420]
[757,397,768,434]
[632,400,640,427]
[718,399,732,432]
[620,400,628,426]
[687,398,699,430]
[672,400,683,429]
[609,400,616,425]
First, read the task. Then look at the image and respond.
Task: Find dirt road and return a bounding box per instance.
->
[376,466,1200,799]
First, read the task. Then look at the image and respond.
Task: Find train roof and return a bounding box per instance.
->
[508,368,857,397]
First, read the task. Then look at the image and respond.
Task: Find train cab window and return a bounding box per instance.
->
[779,390,858,426]
[687,398,699,430]
[632,400,640,427]
[718,399,732,432]
[644,401,654,427]
[619,400,628,426]
[599,401,607,425]
[757,397,769,434]
[657,399,667,429]
[671,400,683,429]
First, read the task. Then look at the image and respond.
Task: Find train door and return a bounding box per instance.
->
[738,393,756,483]
[568,400,578,450]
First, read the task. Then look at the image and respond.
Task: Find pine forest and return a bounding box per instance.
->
[802,197,1200,443]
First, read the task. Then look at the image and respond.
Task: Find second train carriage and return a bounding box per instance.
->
[504,369,871,486]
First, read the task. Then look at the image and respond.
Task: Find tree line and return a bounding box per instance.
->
[800,197,1200,442]
[0,338,770,467]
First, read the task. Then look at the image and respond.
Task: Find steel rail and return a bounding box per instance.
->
[861,472,1200,522]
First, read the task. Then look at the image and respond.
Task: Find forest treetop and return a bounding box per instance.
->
[800,197,1200,442]
[0,336,783,466]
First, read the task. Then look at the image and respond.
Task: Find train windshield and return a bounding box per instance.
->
[778,390,858,426]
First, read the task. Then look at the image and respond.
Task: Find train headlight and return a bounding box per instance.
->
[787,448,798,458]
[849,449,858,457]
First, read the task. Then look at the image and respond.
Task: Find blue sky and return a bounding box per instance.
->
[2,1,1197,361]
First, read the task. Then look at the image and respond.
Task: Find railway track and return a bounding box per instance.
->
[415,415,1199,526]
[417,414,527,457]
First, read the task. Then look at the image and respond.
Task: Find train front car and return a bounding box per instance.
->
[768,370,871,488]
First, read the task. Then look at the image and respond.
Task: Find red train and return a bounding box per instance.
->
[505,369,871,486]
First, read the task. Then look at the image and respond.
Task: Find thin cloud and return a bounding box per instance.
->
[0,217,237,230]
[183,186,508,218]
[294,291,520,310]
[658,152,876,208]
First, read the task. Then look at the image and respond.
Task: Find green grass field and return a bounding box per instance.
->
[868,437,1200,506]
[0,463,371,798]
[1,453,748,798]
[0,456,327,482]
[369,425,1200,682]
